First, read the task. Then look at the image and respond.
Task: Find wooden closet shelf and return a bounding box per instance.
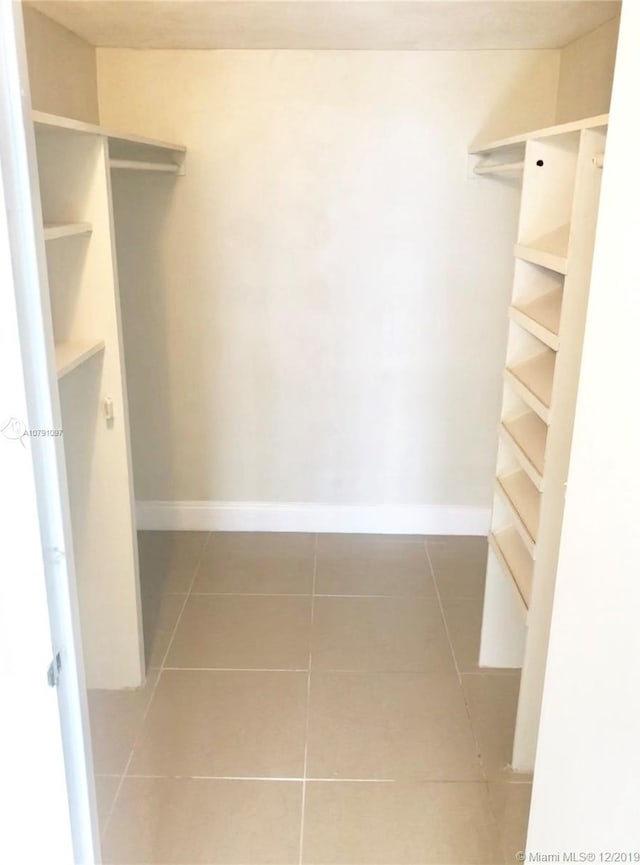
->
[495,470,540,555]
[501,411,547,491]
[33,110,185,155]
[489,527,533,609]
[504,350,555,423]
[510,287,562,351]
[470,113,608,156]
[515,226,570,275]
[55,339,105,379]
[44,222,93,241]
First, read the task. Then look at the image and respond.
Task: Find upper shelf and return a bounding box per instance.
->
[33,110,186,173]
[469,113,609,157]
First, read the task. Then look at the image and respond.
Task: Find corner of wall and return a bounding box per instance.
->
[555,15,621,124]
[22,4,99,123]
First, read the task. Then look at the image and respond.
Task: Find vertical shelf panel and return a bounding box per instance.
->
[36,125,144,690]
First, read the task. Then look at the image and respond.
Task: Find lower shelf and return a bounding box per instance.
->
[500,411,548,491]
[55,339,105,378]
[504,350,555,423]
[495,469,540,555]
[489,527,533,608]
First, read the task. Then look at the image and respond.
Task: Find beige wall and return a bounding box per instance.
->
[22,4,99,123]
[97,48,560,511]
[556,16,620,123]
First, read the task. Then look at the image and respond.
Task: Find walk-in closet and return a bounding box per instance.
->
[11,1,624,862]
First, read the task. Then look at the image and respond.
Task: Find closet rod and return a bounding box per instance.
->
[109,158,180,173]
[474,160,525,176]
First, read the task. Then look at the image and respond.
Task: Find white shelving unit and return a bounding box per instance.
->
[472,114,608,770]
[34,111,186,689]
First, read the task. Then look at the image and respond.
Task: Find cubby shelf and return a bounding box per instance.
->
[501,411,547,490]
[44,222,93,241]
[504,350,555,422]
[489,527,533,609]
[509,287,562,350]
[515,226,570,275]
[496,469,540,555]
[55,339,105,378]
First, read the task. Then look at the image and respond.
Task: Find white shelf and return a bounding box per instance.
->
[33,110,185,174]
[504,350,555,423]
[44,222,92,241]
[515,226,570,275]
[501,411,547,491]
[109,158,180,173]
[470,113,609,156]
[489,528,533,609]
[55,339,105,378]
[33,110,185,154]
[510,287,562,351]
[496,470,540,554]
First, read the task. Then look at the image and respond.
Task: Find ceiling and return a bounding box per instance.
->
[27,1,621,51]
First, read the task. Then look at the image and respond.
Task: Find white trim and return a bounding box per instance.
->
[135,500,490,535]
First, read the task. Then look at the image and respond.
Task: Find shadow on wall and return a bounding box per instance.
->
[111,171,176,503]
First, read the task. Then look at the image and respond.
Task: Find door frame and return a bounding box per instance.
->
[0,3,98,862]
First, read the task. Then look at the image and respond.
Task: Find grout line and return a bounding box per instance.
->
[161,666,309,673]
[156,531,212,672]
[423,542,461,682]
[156,666,467,674]
[424,543,494,787]
[188,591,437,599]
[100,750,134,840]
[118,773,490,784]
[299,534,318,865]
[96,534,214,845]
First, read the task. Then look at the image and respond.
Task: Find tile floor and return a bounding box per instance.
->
[89,532,532,864]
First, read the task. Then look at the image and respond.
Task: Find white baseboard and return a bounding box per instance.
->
[135,500,490,535]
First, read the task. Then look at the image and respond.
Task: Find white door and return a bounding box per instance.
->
[0,4,98,863]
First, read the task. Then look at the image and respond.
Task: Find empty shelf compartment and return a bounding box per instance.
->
[490,527,533,608]
[515,226,570,275]
[500,411,548,490]
[496,469,540,552]
[510,287,562,350]
[504,350,555,422]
